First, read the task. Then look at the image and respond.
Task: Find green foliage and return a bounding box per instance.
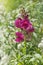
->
[1,0,43,12]
[3,0,29,12]
[0,0,43,65]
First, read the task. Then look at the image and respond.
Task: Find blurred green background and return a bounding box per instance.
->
[0,0,43,65]
[0,0,43,12]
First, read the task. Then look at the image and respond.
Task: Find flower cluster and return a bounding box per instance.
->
[15,32,24,43]
[14,8,34,43]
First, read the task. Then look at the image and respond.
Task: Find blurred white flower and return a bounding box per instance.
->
[38,42,43,48]
[38,38,43,48]
[34,53,42,59]
[29,57,35,62]
[0,55,9,65]
[29,53,42,62]
[14,61,18,65]
[0,49,5,58]
[7,12,13,20]
[17,44,22,49]
[0,49,9,65]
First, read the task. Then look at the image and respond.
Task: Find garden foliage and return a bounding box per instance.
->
[0,0,43,65]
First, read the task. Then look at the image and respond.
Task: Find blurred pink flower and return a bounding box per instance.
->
[21,19,34,32]
[15,32,24,43]
[14,18,22,28]
[26,24,34,32]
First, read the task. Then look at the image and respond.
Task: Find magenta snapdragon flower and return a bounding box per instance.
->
[26,24,34,32]
[14,8,34,43]
[15,32,24,43]
[15,17,34,33]
[21,19,34,32]
[15,18,22,28]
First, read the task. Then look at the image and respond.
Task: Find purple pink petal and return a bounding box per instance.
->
[15,32,24,43]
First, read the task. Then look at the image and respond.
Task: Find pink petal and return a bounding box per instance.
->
[14,18,22,28]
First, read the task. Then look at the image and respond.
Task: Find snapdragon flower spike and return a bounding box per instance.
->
[15,32,24,43]
[14,8,34,42]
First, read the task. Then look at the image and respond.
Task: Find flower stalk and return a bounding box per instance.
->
[14,7,34,43]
